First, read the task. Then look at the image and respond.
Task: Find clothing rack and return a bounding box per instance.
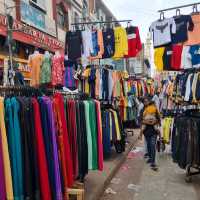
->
[71,19,132,26]
[158,2,200,12]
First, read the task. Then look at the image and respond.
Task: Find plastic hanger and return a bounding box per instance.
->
[176,9,181,17]
[159,11,165,21]
[192,5,199,15]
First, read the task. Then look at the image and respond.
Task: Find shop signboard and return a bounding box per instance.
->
[21,1,45,30]
[20,0,56,37]
[0,14,64,52]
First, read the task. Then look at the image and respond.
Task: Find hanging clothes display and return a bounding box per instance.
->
[0,89,104,200]
[149,12,200,72]
[101,106,125,156]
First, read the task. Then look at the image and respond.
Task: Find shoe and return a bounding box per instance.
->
[144,153,149,159]
[151,164,158,171]
[146,159,151,164]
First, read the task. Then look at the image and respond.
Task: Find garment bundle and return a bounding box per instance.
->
[65,26,142,63]
[0,93,103,200]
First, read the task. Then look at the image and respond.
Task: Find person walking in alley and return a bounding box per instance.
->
[139,97,161,171]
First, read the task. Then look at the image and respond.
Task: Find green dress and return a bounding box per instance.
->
[40,55,51,84]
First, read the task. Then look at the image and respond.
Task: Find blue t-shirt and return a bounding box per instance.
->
[172,15,194,44]
[189,45,200,67]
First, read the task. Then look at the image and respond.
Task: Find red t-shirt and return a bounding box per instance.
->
[125,26,142,58]
[171,44,183,70]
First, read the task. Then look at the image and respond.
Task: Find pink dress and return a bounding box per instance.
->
[51,55,65,86]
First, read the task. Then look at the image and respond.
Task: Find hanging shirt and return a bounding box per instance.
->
[90,30,104,60]
[51,54,65,86]
[171,44,183,70]
[65,30,82,61]
[184,74,193,101]
[181,46,192,69]
[113,26,128,59]
[125,26,142,57]
[102,28,115,58]
[82,29,94,58]
[91,30,99,57]
[0,97,13,200]
[29,53,43,87]
[154,47,165,71]
[172,15,194,44]
[163,45,173,70]
[189,45,200,67]
[185,14,200,46]
[150,18,176,47]
[40,54,52,84]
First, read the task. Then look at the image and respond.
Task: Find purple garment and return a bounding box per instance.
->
[43,97,63,200]
[0,129,6,199]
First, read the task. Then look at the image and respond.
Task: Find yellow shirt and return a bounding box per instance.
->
[113,27,128,59]
[154,47,165,71]
[0,97,14,200]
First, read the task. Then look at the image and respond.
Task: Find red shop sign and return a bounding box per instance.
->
[0,14,64,52]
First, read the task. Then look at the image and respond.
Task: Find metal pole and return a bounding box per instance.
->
[4,0,14,85]
[158,2,200,12]
[71,19,132,26]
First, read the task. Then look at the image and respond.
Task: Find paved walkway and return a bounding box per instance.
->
[100,140,200,200]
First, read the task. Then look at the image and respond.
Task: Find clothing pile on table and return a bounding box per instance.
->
[150,13,200,71]
[65,26,142,64]
[0,93,103,200]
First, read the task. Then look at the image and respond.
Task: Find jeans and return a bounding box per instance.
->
[145,134,157,165]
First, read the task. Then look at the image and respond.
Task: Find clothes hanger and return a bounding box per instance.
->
[191,5,199,15]
[159,11,165,21]
[175,9,181,17]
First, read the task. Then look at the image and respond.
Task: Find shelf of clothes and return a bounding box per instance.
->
[65,25,142,64]
[150,11,200,71]
[0,91,104,200]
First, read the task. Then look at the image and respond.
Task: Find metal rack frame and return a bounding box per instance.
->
[71,19,132,26]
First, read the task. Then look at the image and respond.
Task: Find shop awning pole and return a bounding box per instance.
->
[158,2,200,12]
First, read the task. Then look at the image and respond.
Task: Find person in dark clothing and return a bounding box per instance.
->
[139,97,161,171]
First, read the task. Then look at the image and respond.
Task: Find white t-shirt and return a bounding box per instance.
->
[81,29,94,66]
[181,46,192,69]
[150,18,176,47]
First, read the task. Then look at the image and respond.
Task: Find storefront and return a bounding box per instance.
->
[0,14,64,84]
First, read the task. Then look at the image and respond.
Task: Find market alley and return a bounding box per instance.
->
[101,139,200,200]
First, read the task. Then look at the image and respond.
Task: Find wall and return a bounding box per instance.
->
[0,0,16,18]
